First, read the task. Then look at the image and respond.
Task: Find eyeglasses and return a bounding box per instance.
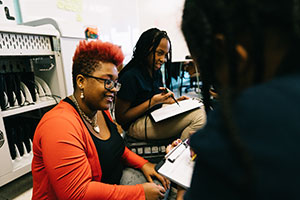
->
[81,73,121,91]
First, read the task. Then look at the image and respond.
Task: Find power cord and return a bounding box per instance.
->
[144,96,152,141]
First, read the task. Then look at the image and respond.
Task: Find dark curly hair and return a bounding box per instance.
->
[119,28,172,84]
[72,40,124,90]
[182,0,300,197]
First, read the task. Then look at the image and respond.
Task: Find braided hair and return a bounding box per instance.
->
[119,28,172,81]
[181,0,300,197]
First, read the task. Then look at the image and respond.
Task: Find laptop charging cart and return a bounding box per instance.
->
[0,24,67,187]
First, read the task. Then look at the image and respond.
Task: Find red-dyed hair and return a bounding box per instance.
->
[72,40,124,89]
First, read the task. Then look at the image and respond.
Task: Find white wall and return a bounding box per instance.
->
[18,0,189,61]
[18,0,140,62]
[18,0,140,95]
[16,0,189,94]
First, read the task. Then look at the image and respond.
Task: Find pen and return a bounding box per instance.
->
[163,88,180,107]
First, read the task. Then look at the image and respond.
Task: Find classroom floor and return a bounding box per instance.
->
[0,172,32,200]
[0,77,201,200]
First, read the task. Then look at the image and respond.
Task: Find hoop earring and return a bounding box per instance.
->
[80,89,84,99]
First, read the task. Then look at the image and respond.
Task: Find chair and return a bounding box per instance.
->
[179,60,202,96]
[109,109,177,164]
[123,132,179,164]
[165,61,181,90]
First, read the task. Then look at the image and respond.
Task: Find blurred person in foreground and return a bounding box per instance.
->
[177,0,300,199]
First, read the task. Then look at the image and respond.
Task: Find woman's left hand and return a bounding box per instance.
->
[166,139,182,154]
[141,162,170,190]
[177,96,189,101]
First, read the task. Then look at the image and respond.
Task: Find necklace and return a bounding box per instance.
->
[71,95,100,133]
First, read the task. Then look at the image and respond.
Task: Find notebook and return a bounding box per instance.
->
[150,98,203,122]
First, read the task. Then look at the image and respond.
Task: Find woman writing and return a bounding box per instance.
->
[32,40,169,200]
[115,28,206,140]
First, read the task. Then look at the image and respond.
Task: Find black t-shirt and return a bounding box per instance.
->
[117,67,163,130]
[64,98,125,184]
[90,111,125,184]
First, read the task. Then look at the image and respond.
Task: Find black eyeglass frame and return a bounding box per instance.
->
[80,73,121,91]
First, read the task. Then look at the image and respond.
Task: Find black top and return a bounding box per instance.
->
[185,74,300,200]
[90,111,125,184]
[64,98,125,184]
[117,67,163,130]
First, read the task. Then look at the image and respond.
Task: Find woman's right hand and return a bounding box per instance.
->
[142,182,165,200]
[151,92,174,106]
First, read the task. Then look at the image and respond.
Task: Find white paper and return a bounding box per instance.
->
[151,99,203,122]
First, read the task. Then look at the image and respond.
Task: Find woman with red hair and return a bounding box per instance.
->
[31,40,169,200]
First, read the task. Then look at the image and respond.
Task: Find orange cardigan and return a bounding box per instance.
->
[32,100,148,200]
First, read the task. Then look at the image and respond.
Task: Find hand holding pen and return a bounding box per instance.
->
[161,87,180,106]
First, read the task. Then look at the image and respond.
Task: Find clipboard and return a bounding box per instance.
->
[155,139,195,189]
